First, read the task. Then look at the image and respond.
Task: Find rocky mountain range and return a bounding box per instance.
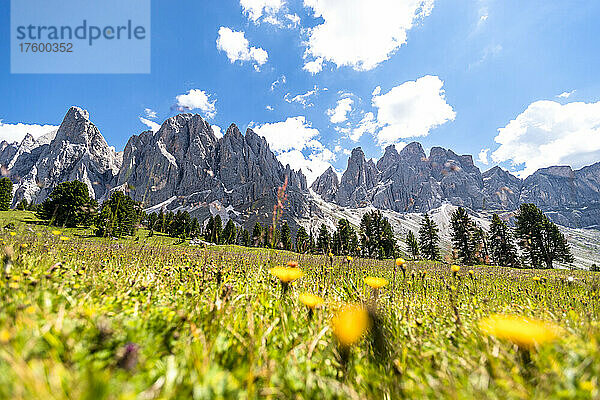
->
[311,143,600,229]
[2,107,600,230]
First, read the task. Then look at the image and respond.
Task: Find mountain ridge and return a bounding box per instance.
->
[2,107,600,229]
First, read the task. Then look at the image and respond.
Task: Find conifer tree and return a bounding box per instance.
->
[450,207,476,265]
[419,213,440,261]
[515,203,573,268]
[316,224,331,254]
[222,219,236,244]
[406,230,419,259]
[0,177,12,211]
[252,222,262,247]
[489,214,520,268]
[280,222,292,250]
[295,226,310,253]
[213,215,223,244]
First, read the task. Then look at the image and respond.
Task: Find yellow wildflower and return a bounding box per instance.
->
[396,258,406,267]
[0,329,10,344]
[51,230,61,236]
[287,261,299,268]
[298,293,325,309]
[269,266,303,283]
[451,265,461,273]
[364,276,388,289]
[468,269,474,275]
[478,314,562,348]
[346,256,353,262]
[9,232,16,236]
[331,304,370,347]
[60,236,70,241]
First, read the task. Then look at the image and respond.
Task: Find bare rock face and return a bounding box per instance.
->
[335,147,379,207]
[115,114,308,228]
[482,166,522,210]
[8,107,121,205]
[310,166,339,202]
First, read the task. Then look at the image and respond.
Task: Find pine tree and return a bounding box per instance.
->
[222,219,236,244]
[335,219,354,255]
[239,228,251,246]
[37,181,97,227]
[316,224,331,254]
[95,191,140,237]
[419,213,440,261]
[406,230,419,259]
[0,178,12,211]
[280,222,292,250]
[295,226,310,253]
[472,226,490,264]
[360,210,396,259]
[489,214,520,268]
[213,215,223,244]
[516,203,574,268]
[252,222,262,247]
[450,207,476,265]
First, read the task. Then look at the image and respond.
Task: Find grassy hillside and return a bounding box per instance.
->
[0,211,599,399]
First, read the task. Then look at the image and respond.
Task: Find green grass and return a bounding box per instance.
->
[0,210,599,399]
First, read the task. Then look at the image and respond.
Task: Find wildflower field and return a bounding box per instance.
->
[1,211,599,399]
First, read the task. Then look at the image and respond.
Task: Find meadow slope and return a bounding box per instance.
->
[0,211,599,399]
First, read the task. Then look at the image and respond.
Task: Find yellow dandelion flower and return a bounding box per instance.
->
[60,236,70,241]
[287,261,299,268]
[468,269,474,275]
[298,293,325,309]
[451,265,461,273]
[328,252,334,258]
[51,230,61,236]
[364,276,388,289]
[269,266,303,283]
[0,329,10,344]
[20,243,28,249]
[9,232,16,236]
[331,304,370,347]
[24,305,35,314]
[346,256,353,262]
[395,258,406,267]
[478,314,562,348]
[532,276,541,282]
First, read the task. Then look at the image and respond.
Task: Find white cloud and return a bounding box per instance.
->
[303,57,324,74]
[265,105,274,111]
[140,117,161,132]
[270,75,287,91]
[252,116,334,184]
[175,89,217,118]
[557,90,576,99]
[284,86,319,108]
[216,27,268,68]
[277,148,335,185]
[372,75,455,146]
[0,120,58,143]
[144,108,157,119]
[372,86,382,96]
[303,0,434,72]
[350,112,378,142]
[327,97,353,124]
[211,125,223,138]
[477,148,489,165]
[240,0,284,22]
[252,116,319,153]
[492,100,600,177]
[286,13,301,27]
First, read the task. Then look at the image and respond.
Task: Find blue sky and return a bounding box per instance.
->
[1,0,600,183]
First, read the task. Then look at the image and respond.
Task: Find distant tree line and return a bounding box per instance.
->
[24,179,578,268]
[406,204,573,269]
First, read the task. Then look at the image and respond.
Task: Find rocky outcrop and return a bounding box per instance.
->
[310,166,339,201]
[482,166,522,210]
[115,114,308,228]
[8,107,121,205]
